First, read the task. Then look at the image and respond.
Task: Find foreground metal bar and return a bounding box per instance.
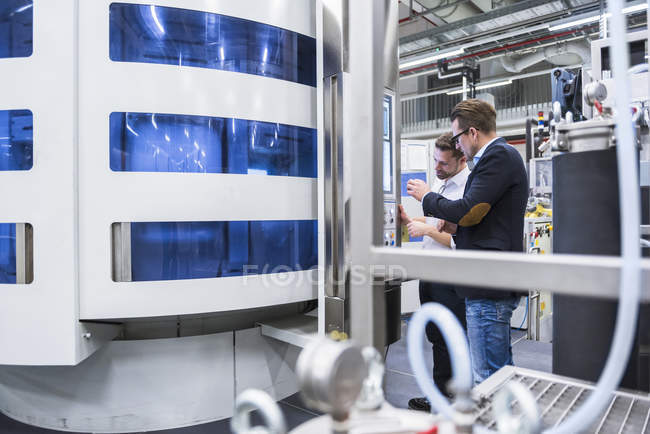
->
[371,247,650,301]
[348,0,386,349]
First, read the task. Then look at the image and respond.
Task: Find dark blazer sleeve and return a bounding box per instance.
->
[422,147,515,227]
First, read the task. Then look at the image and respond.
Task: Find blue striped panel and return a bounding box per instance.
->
[0,1,32,59]
[0,110,33,171]
[127,220,318,282]
[0,224,16,284]
[109,3,316,87]
[110,112,316,177]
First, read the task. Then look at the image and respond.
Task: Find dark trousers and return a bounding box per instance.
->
[419,281,467,396]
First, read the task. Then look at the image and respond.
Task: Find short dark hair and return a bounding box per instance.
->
[435,132,464,160]
[450,99,497,133]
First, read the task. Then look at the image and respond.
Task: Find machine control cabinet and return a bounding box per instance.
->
[382,92,400,248]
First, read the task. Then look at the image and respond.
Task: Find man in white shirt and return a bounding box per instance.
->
[399,132,469,412]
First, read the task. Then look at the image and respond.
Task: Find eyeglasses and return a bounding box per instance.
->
[450,127,471,145]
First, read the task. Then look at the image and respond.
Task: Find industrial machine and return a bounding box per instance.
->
[516,217,553,342]
[0,0,321,431]
[551,67,584,120]
[511,150,555,334]
[546,30,650,392]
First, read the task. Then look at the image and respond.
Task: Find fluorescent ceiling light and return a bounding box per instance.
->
[548,3,648,31]
[621,3,648,13]
[446,80,512,95]
[399,48,464,70]
[548,15,600,31]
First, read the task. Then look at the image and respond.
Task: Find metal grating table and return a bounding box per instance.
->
[472,366,650,433]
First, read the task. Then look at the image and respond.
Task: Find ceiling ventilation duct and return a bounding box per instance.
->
[500,40,591,73]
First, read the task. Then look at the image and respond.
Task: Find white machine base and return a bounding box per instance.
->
[0,328,300,433]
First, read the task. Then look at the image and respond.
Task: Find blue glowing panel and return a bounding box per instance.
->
[0,224,16,284]
[129,220,317,281]
[0,1,32,58]
[400,172,426,197]
[110,112,317,177]
[109,3,316,87]
[0,110,33,171]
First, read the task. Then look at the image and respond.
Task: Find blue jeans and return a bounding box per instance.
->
[466,297,520,384]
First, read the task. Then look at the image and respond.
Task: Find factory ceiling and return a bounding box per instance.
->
[398,0,648,77]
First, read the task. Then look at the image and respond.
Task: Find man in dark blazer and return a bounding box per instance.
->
[407,99,528,384]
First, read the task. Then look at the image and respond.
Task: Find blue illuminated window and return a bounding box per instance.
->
[126,220,317,282]
[109,3,316,87]
[0,224,16,284]
[0,110,33,171]
[110,112,316,177]
[0,1,32,58]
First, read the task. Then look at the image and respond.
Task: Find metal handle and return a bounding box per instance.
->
[324,74,346,299]
[15,223,33,284]
[111,222,132,282]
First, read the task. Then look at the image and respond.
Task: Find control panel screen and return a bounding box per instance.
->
[383,95,393,194]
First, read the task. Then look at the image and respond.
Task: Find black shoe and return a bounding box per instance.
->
[408,397,431,412]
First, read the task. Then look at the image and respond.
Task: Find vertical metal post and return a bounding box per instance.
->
[462,75,468,101]
[599,0,607,39]
[348,0,386,349]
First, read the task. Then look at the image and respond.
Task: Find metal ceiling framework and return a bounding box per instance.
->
[398,0,648,140]
[399,0,449,29]
[400,0,595,54]
[400,0,475,25]
[398,0,648,79]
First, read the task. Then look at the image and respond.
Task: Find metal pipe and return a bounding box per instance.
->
[402,0,471,22]
[526,293,533,340]
[535,293,541,342]
[407,303,473,424]
[398,0,438,27]
[231,389,286,434]
[400,28,582,75]
[399,33,592,81]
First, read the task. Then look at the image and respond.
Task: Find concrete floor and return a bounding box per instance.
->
[0,325,552,434]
